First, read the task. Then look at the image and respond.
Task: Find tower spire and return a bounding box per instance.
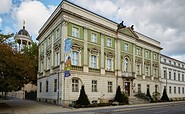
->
[23,20,25,29]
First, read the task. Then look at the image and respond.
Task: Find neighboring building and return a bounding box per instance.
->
[7,23,37,99]
[160,54,185,100]
[37,0,162,105]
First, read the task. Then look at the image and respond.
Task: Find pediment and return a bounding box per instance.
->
[118,27,139,39]
[88,47,100,55]
[72,43,83,51]
[104,51,115,58]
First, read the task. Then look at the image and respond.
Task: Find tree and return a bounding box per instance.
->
[146,89,154,102]
[22,42,38,85]
[160,88,170,102]
[114,86,128,104]
[0,30,14,44]
[76,85,90,106]
[0,44,35,97]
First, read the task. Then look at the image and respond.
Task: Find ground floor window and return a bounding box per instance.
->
[108,81,112,93]
[169,86,172,94]
[138,84,141,93]
[72,79,79,92]
[54,79,57,92]
[92,80,97,92]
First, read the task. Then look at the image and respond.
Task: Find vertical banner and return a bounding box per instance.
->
[64,38,72,77]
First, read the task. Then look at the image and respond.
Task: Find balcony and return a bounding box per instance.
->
[71,65,83,71]
[122,72,135,79]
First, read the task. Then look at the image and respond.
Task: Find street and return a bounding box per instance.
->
[0,98,185,114]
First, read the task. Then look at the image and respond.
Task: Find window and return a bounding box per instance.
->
[72,51,79,66]
[47,57,50,70]
[54,79,57,92]
[138,84,141,92]
[169,60,171,64]
[46,80,48,92]
[55,52,59,66]
[168,71,171,79]
[178,63,180,67]
[154,68,157,77]
[56,28,60,38]
[136,48,140,55]
[124,43,129,51]
[72,26,79,38]
[90,55,97,68]
[182,65,184,68]
[183,87,184,94]
[174,72,176,80]
[164,59,166,63]
[164,70,167,79]
[123,58,129,72]
[178,73,180,81]
[169,86,172,94]
[91,33,97,43]
[174,62,176,66]
[41,61,44,72]
[178,87,181,94]
[145,51,149,58]
[92,80,97,92]
[106,58,112,71]
[154,54,157,60]
[72,79,79,92]
[40,82,42,93]
[136,64,140,75]
[174,87,176,94]
[107,38,112,47]
[182,74,184,82]
[145,66,149,76]
[108,81,113,93]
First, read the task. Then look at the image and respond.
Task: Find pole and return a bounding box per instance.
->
[57,72,59,106]
[166,71,167,92]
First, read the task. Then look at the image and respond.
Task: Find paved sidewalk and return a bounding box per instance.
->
[0,98,185,114]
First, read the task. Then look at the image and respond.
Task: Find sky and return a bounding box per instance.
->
[0,0,185,62]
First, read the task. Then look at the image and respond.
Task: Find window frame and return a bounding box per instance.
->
[107,38,112,47]
[72,79,79,92]
[91,32,97,43]
[72,26,80,38]
[92,80,97,92]
[108,81,113,93]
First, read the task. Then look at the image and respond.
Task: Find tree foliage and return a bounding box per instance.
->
[0,44,35,95]
[0,30,14,44]
[76,85,90,105]
[160,88,170,102]
[22,42,38,85]
[114,86,129,104]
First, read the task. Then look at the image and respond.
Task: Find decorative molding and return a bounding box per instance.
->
[135,57,142,64]
[72,43,83,51]
[40,52,44,60]
[104,51,115,58]
[88,47,101,55]
[53,41,60,51]
[144,60,151,65]
[46,48,51,57]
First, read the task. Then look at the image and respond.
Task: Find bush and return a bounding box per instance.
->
[76,85,90,106]
[152,91,160,102]
[160,88,170,102]
[134,92,150,101]
[114,86,129,104]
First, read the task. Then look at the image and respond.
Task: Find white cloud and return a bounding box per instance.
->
[0,17,2,27]
[0,0,12,14]
[12,0,56,39]
[4,26,14,34]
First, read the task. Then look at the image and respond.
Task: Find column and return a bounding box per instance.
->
[50,32,54,74]
[100,33,105,74]
[132,44,136,77]
[83,27,88,72]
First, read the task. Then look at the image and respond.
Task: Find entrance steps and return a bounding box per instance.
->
[129,96,150,105]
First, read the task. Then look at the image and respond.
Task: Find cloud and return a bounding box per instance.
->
[0,17,2,27]
[11,0,56,40]
[0,0,12,14]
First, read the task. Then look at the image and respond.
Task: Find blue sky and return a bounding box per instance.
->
[0,0,185,62]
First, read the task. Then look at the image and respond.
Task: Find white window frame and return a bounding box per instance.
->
[91,33,97,43]
[72,79,79,92]
[72,26,79,38]
[108,81,113,93]
[145,66,149,76]
[90,54,97,68]
[72,51,80,66]
[106,57,113,71]
[136,48,140,55]
[124,43,129,52]
[145,51,149,58]
[92,80,97,92]
[107,38,112,47]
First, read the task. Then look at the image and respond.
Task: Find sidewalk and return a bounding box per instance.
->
[0,98,185,114]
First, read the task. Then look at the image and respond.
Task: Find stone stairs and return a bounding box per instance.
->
[129,96,150,105]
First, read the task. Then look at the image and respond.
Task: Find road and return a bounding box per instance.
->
[0,98,185,114]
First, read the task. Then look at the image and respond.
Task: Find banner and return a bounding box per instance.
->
[64,38,72,77]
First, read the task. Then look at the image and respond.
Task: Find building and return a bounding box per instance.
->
[160,54,185,100]
[37,0,162,105]
[7,23,37,99]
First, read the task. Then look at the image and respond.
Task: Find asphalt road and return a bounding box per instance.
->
[1,98,185,114]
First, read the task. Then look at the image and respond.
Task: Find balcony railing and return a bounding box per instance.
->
[89,68,100,73]
[122,72,135,79]
[71,65,83,71]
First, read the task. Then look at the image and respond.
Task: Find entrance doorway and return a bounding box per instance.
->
[125,82,130,96]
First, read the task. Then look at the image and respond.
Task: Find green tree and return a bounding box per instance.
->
[160,88,170,102]
[22,42,38,85]
[76,85,90,106]
[0,30,14,44]
[0,44,35,97]
[114,86,128,104]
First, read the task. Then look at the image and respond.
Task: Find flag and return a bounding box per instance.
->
[64,38,72,77]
